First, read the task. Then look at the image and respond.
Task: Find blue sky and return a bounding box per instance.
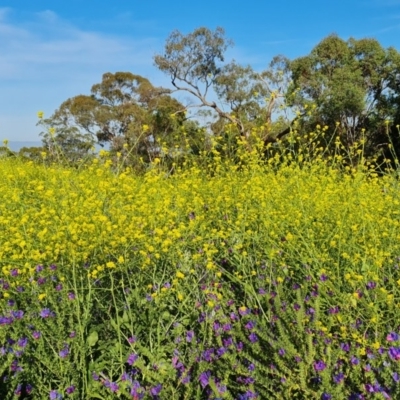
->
[1,0,400,142]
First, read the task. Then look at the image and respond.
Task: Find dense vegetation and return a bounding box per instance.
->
[3,27,400,399]
[2,27,400,172]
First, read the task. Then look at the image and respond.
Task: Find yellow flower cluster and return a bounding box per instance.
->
[0,153,399,305]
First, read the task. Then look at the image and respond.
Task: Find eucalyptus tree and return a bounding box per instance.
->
[38,72,193,164]
[288,34,400,156]
[154,27,294,143]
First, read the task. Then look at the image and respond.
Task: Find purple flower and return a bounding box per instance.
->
[238,307,250,316]
[366,281,376,290]
[32,331,41,340]
[293,303,301,311]
[314,360,326,372]
[223,323,232,331]
[328,306,340,314]
[223,337,233,347]
[150,384,162,396]
[11,310,24,320]
[36,265,44,273]
[68,293,75,300]
[393,372,400,383]
[202,348,215,362]
[55,284,63,291]
[10,269,19,277]
[186,330,194,342]
[69,331,76,338]
[321,394,332,400]
[292,283,301,290]
[248,333,258,343]
[37,277,46,285]
[199,370,211,388]
[320,274,328,281]
[49,390,62,400]
[213,321,221,332]
[105,380,119,392]
[181,374,191,384]
[387,332,399,342]
[59,344,69,358]
[17,337,28,348]
[127,353,138,365]
[333,372,344,384]
[245,321,256,330]
[306,307,315,315]
[340,342,350,352]
[388,347,400,361]
[128,336,137,344]
[66,386,75,394]
[216,347,227,358]
[364,384,375,393]
[40,308,54,318]
[278,348,285,356]
[14,383,22,395]
[350,356,360,365]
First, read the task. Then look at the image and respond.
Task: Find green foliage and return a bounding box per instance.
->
[288,34,400,158]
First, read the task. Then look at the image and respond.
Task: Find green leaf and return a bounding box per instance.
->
[87,330,99,347]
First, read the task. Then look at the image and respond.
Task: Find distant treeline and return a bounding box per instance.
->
[3,28,400,172]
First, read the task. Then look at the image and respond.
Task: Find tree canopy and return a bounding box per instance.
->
[32,28,400,170]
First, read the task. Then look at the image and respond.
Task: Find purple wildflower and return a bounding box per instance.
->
[248,332,258,343]
[66,386,75,394]
[186,330,194,342]
[314,360,326,372]
[387,332,399,342]
[245,320,256,330]
[199,370,211,388]
[333,373,344,384]
[127,353,138,365]
[49,390,62,400]
[150,384,162,396]
[39,308,54,318]
[388,347,400,361]
[32,331,41,340]
[59,344,69,358]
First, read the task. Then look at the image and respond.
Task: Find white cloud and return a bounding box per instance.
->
[0,8,167,141]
